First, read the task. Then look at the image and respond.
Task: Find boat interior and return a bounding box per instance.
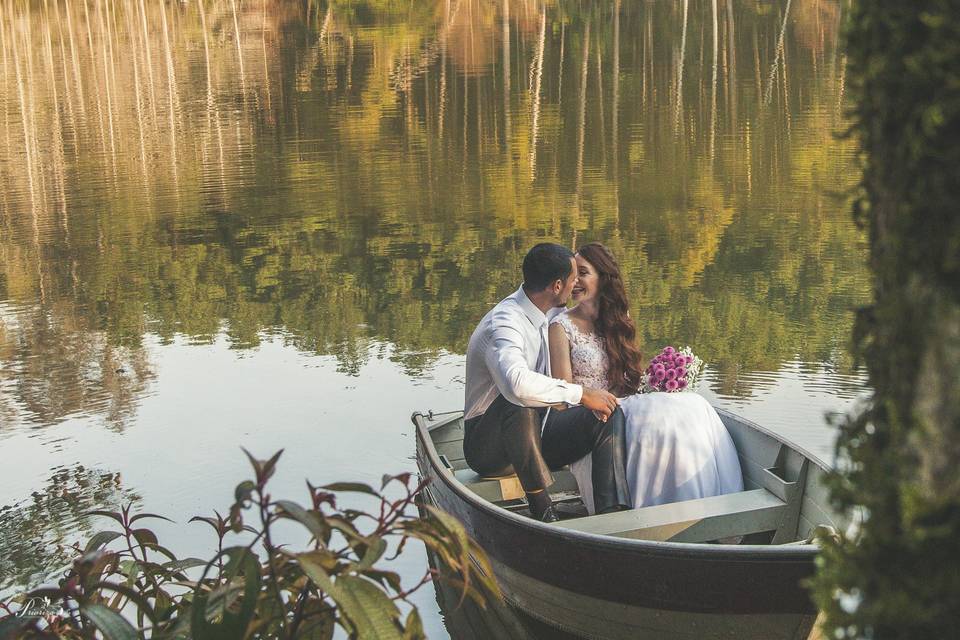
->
[423,411,844,546]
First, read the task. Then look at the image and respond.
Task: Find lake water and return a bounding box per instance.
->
[0,0,867,635]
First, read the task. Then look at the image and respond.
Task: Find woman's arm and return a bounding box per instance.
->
[548,322,574,383]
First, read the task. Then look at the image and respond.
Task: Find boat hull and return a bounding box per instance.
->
[414,412,823,639]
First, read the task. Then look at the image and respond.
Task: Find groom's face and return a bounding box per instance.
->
[552,257,579,307]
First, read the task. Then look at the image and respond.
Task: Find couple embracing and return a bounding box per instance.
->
[463,242,742,522]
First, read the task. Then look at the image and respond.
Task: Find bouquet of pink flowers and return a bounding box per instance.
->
[643,345,703,393]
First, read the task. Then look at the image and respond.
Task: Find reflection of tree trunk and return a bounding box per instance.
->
[231,0,246,93]
[63,0,86,119]
[262,0,272,110]
[596,37,605,163]
[502,0,510,150]
[54,7,81,158]
[611,0,620,228]
[137,0,158,127]
[11,9,37,209]
[439,0,448,140]
[642,7,649,108]
[726,0,737,130]
[42,10,69,229]
[198,0,226,201]
[529,10,545,180]
[158,0,179,182]
[95,0,117,166]
[781,20,791,140]
[709,0,718,161]
[764,0,792,107]
[9,12,44,302]
[836,53,847,119]
[612,0,620,184]
[1,13,10,165]
[753,23,760,108]
[575,21,591,207]
[84,0,109,162]
[125,2,149,183]
[558,21,564,105]
[675,0,688,133]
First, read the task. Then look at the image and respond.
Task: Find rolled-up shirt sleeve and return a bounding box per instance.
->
[485,311,583,407]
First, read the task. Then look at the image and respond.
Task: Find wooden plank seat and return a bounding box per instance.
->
[453,468,581,503]
[554,489,789,543]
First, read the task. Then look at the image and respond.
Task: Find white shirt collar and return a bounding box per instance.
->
[515,286,548,329]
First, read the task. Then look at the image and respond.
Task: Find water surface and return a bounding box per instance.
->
[0,0,867,634]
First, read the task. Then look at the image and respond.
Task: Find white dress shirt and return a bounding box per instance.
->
[464,286,583,420]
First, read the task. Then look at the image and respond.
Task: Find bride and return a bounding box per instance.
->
[549,243,743,513]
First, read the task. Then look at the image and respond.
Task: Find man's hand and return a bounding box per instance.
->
[580,387,619,422]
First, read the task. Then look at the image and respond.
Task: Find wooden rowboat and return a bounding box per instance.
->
[413,407,851,640]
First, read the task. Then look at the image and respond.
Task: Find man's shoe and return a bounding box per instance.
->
[537,505,560,523]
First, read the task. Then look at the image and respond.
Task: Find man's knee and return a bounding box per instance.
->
[497,397,539,423]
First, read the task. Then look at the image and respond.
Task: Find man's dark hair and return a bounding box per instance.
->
[522,243,575,292]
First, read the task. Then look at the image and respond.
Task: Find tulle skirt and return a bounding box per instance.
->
[570,392,744,514]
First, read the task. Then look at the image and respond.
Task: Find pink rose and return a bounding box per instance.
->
[665,379,679,391]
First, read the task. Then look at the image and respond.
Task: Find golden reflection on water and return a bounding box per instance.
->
[0,0,866,430]
[1,0,867,615]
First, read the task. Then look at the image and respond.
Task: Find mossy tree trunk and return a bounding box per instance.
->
[814,2,960,638]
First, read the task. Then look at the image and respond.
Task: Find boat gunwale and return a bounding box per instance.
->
[413,408,825,561]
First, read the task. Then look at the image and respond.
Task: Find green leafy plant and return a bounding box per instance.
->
[0,450,499,639]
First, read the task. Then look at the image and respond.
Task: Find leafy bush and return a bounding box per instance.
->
[0,450,498,639]
[813,1,960,638]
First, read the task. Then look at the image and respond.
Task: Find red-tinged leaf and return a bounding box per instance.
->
[86,510,125,526]
[131,528,158,550]
[326,516,366,544]
[84,530,123,553]
[297,554,338,597]
[142,542,178,562]
[297,606,335,640]
[261,449,284,483]
[334,575,404,640]
[320,482,378,496]
[402,607,425,640]
[129,512,174,525]
[274,500,327,540]
[80,603,138,640]
[161,558,207,573]
[89,581,159,627]
[361,569,402,594]
[234,480,256,504]
[189,515,227,536]
[355,537,386,571]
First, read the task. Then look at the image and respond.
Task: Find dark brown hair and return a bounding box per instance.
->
[576,243,644,395]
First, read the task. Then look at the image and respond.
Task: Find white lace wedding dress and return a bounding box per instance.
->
[552,312,744,514]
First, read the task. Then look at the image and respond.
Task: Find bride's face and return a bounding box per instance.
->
[571,255,599,303]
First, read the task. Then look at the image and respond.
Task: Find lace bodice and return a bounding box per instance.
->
[551,312,611,391]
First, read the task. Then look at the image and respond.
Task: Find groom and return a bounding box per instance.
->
[463,243,631,522]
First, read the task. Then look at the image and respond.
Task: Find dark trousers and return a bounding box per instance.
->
[463,395,631,513]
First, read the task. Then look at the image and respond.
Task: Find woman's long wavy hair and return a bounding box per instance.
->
[577,243,644,395]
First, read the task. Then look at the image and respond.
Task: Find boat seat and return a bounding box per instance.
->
[553,489,789,543]
[453,468,580,503]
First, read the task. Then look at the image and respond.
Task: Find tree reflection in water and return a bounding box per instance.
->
[0,466,139,596]
[0,1,866,429]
